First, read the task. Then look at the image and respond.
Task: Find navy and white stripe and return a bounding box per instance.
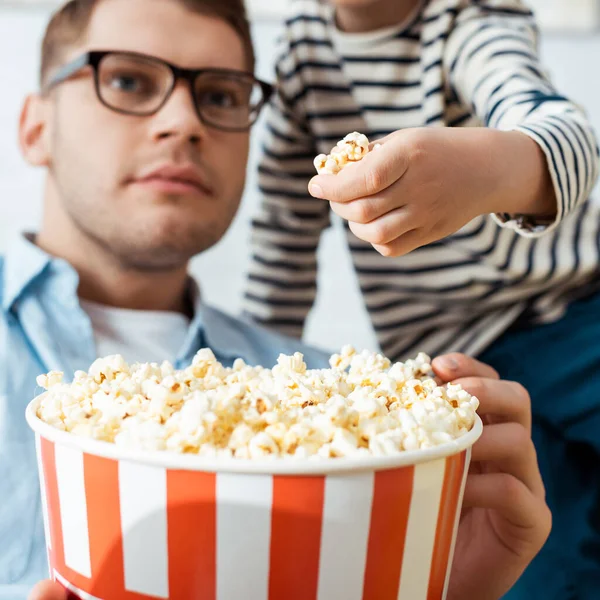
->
[243,0,600,360]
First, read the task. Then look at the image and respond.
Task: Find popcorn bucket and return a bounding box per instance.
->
[27,396,482,600]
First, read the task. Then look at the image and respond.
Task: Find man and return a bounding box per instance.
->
[0,0,550,599]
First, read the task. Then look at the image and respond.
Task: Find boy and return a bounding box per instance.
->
[243,0,600,598]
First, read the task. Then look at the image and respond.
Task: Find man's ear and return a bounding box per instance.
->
[19,93,52,168]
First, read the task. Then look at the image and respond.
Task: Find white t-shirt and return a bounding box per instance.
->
[80,299,191,364]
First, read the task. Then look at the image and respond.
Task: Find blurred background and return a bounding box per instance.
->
[1,0,599,353]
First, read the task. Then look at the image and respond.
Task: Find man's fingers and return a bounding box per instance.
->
[453,377,531,433]
[28,580,69,600]
[462,473,552,548]
[462,473,534,525]
[433,353,500,382]
[471,422,544,498]
[309,142,408,203]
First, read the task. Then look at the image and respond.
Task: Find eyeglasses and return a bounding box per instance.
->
[43,50,274,132]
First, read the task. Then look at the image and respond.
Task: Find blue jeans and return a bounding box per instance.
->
[479,291,600,600]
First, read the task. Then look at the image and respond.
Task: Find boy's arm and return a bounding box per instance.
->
[306,2,599,258]
[242,43,330,339]
[445,0,600,235]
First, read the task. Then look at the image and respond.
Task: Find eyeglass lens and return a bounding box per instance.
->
[96,53,265,129]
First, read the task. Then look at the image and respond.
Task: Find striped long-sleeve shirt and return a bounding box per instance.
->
[243,0,600,361]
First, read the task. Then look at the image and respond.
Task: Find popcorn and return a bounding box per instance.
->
[314,132,376,175]
[338,132,370,161]
[274,352,307,375]
[313,153,329,173]
[88,354,129,383]
[35,348,479,459]
[36,370,64,389]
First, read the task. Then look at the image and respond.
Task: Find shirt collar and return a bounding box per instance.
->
[3,232,58,313]
[3,232,242,365]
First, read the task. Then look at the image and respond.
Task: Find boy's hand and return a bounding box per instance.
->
[309,128,555,257]
[433,354,552,600]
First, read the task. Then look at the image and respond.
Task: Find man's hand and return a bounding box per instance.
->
[28,580,69,600]
[433,353,552,600]
[308,127,555,257]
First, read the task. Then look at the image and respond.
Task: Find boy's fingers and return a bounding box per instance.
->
[368,133,393,149]
[348,206,412,246]
[371,228,426,258]
[328,193,400,224]
[309,139,408,203]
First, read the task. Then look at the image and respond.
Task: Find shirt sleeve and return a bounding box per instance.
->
[241,32,330,339]
[444,0,600,237]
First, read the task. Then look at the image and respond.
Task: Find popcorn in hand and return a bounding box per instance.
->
[314,132,373,175]
[36,347,479,460]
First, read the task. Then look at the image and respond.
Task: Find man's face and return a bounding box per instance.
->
[41,0,250,270]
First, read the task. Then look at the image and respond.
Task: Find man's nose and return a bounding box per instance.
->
[150,80,207,144]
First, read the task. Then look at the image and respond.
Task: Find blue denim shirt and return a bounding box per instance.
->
[0,234,329,599]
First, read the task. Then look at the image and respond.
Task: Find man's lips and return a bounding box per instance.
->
[133,178,205,196]
[130,164,213,197]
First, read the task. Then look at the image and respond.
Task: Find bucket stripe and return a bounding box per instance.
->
[84,454,126,599]
[167,470,217,600]
[35,434,52,554]
[216,473,272,600]
[362,466,414,600]
[269,476,325,600]
[427,452,467,599]
[397,459,447,599]
[40,438,64,574]
[118,461,169,598]
[55,444,92,578]
[317,472,374,600]
[442,447,471,598]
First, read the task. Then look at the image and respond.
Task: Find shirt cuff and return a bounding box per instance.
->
[490,211,557,238]
[491,121,568,237]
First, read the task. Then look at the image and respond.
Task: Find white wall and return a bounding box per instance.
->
[1,6,600,354]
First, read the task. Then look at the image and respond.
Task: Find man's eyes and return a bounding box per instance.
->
[106,73,157,95]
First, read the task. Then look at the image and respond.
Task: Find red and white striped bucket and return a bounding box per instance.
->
[27,396,482,600]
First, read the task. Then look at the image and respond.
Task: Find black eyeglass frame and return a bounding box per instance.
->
[43,50,274,132]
